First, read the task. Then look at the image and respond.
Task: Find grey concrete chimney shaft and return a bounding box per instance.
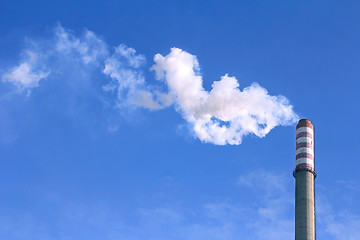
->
[293,119,316,240]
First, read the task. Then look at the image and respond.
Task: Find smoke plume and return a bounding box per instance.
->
[151,48,298,145]
[1,25,298,145]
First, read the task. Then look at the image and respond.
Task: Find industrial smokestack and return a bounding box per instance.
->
[293,119,316,240]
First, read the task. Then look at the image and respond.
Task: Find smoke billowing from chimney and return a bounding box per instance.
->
[150,48,298,145]
[1,25,299,145]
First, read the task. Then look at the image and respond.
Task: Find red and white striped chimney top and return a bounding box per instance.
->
[296,119,315,172]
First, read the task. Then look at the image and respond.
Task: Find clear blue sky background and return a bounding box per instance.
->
[1,1,359,239]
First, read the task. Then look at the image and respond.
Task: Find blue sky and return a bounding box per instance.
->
[1,0,360,239]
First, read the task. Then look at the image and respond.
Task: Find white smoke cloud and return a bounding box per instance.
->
[1,25,298,145]
[151,48,298,145]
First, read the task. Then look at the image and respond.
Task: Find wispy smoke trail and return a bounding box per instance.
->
[0,24,298,145]
[2,50,50,93]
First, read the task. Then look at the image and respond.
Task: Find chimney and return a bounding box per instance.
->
[293,119,316,240]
